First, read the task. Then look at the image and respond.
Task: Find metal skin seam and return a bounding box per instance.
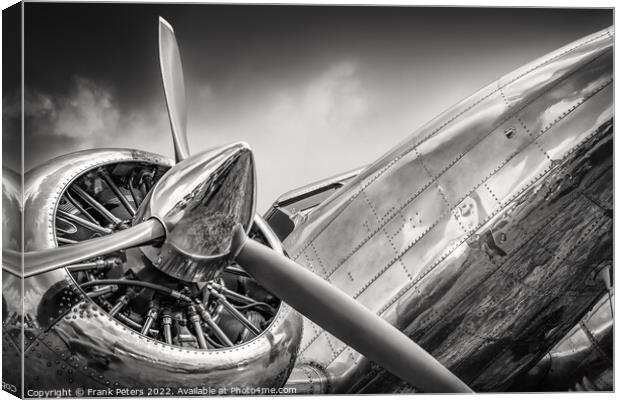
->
[300,120,611,372]
[289,29,612,261]
[316,49,611,282]
[465,215,608,384]
[295,76,612,359]
[430,167,611,387]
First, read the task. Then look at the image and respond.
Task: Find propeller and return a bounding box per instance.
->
[4,17,473,393]
[159,16,190,162]
[230,226,473,393]
[13,220,165,279]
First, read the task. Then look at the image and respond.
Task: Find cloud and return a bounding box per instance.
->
[23,76,172,169]
[2,91,22,172]
[20,62,377,211]
[184,61,373,211]
[266,61,368,134]
[26,77,119,142]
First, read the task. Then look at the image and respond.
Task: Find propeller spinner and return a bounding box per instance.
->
[136,142,255,282]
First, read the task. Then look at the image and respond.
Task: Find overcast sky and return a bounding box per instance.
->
[6,4,613,212]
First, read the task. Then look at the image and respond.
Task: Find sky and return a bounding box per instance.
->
[3,3,613,212]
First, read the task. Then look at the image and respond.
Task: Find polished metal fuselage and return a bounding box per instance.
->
[11,148,302,393]
[283,27,613,392]
[512,292,613,391]
[542,292,613,391]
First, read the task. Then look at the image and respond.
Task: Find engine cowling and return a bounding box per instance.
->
[16,148,302,393]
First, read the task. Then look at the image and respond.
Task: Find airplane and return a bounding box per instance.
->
[1,16,613,396]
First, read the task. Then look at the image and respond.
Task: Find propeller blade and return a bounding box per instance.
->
[159,16,190,162]
[230,226,473,393]
[3,219,165,279]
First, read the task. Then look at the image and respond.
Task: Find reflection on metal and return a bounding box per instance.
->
[27,298,300,391]
[283,26,613,393]
[512,293,613,391]
[135,142,256,282]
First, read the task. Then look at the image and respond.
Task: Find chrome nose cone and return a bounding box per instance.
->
[136,142,256,282]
